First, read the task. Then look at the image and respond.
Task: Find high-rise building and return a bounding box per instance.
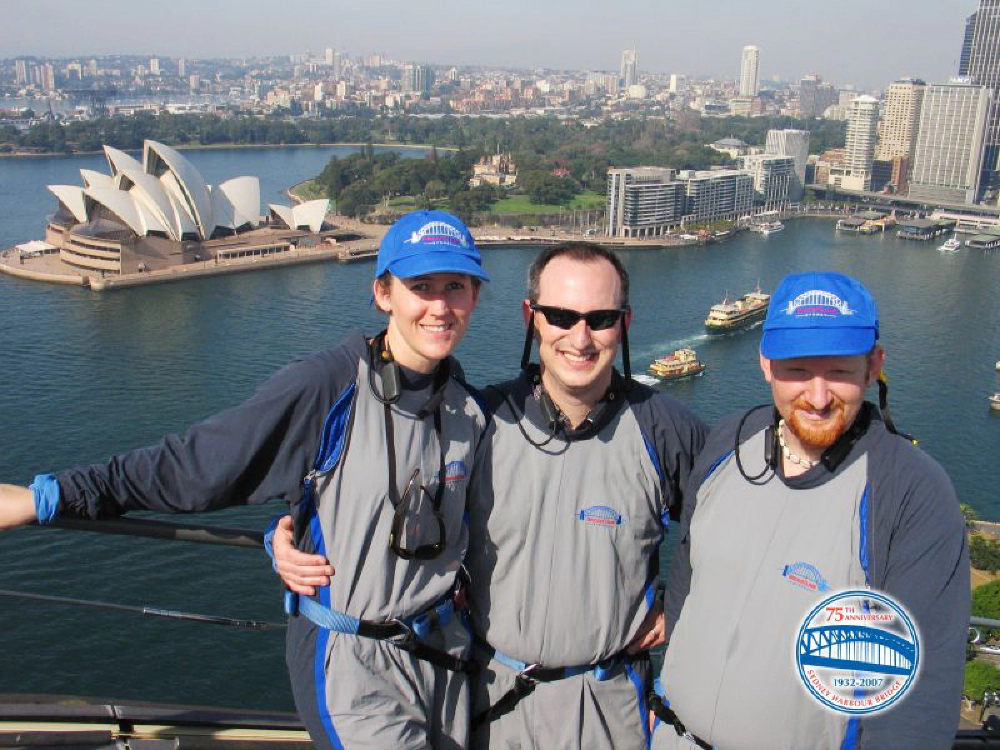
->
[88,59,98,76]
[189,74,201,92]
[908,79,991,205]
[876,79,926,163]
[837,96,879,191]
[669,74,685,93]
[15,59,27,84]
[961,12,978,76]
[606,167,684,237]
[325,47,336,65]
[149,58,160,76]
[740,154,794,209]
[765,129,810,200]
[404,64,433,94]
[798,74,839,118]
[621,49,637,88]
[965,1,1000,183]
[178,58,186,78]
[41,63,56,92]
[739,45,760,97]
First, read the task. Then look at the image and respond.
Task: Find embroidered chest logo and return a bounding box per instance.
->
[782,562,830,592]
[444,460,467,483]
[579,505,623,528]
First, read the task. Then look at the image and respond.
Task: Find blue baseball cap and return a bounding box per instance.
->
[375,210,490,282]
[760,271,879,360]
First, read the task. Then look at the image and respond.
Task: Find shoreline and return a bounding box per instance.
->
[0,211,843,293]
[0,141,457,159]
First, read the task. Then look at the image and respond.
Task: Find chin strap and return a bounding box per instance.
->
[877,369,916,444]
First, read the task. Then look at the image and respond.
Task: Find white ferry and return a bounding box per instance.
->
[705,286,771,334]
[939,238,961,253]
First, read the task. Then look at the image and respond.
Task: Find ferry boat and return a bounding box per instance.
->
[705,286,771,334]
[939,238,961,253]
[649,348,707,380]
[749,221,784,235]
[991,393,1000,411]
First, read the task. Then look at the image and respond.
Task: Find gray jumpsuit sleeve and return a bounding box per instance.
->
[861,440,969,749]
[55,338,362,519]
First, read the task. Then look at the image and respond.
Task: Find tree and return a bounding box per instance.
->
[973,579,1000,620]
[971,535,1000,573]
[965,660,1000,701]
[963,504,981,528]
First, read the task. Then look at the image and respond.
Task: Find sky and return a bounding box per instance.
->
[1,0,976,91]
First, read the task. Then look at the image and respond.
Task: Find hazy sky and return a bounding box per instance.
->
[2,0,976,90]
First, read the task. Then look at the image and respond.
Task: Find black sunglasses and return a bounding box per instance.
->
[530,304,628,331]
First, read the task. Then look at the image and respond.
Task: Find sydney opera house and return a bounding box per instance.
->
[41,140,332,276]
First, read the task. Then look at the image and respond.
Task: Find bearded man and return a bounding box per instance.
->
[650,271,968,750]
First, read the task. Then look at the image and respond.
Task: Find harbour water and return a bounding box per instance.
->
[1,147,999,710]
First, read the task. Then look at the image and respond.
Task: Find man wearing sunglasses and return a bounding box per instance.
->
[465,242,706,749]
[270,242,706,748]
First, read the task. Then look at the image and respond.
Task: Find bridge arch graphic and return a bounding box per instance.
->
[799,624,915,676]
[785,290,853,315]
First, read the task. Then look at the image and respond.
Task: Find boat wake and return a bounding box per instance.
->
[633,374,661,387]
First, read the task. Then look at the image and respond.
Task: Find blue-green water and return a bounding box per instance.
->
[1,148,998,710]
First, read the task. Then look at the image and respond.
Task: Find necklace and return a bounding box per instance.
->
[777,419,819,469]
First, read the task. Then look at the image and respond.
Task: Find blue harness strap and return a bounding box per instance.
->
[298,595,455,640]
[481,642,622,681]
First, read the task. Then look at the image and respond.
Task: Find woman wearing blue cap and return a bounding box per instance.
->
[0,209,491,750]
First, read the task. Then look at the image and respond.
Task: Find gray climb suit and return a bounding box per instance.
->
[467,371,706,750]
[652,405,968,750]
[55,330,487,750]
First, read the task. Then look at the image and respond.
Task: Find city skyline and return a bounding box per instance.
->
[0,0,971,90]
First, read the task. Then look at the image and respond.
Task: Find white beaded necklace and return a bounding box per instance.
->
[777,419,819,469]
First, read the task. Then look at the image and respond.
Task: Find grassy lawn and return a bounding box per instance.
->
[490,190,606,216]
[291,180,328,201]
[973,567,999,591]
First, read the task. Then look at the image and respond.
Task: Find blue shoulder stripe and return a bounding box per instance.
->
[314,383,356,472]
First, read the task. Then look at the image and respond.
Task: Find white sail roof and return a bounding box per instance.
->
[218,177,261,228]
[143,141,213,239]
[103,145,143,176]
[47,185,89,223]
[83,187,146,236]
[268,200,330,232]
[117,167,180,240]
[79,169,116,189]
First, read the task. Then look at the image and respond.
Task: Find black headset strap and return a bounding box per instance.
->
[384,401,445,512]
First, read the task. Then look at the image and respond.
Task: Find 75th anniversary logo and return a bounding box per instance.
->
[796,590,920,715]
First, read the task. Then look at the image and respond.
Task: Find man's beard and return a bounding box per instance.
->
[786,395,848,450]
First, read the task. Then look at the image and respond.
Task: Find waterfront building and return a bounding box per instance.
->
[828,95,879,191]
[876,79,926,161]
[740,154,794,210]
[606,167,685,237]
[965,1,1000,185]
[875,79,926,192]
[679,169,755,225]
[621,49,638,89]
[739,45,760,97]
[765,129,810,200]
[961,12,978,76]
[908,79,991,205]
[40,140,330,276]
